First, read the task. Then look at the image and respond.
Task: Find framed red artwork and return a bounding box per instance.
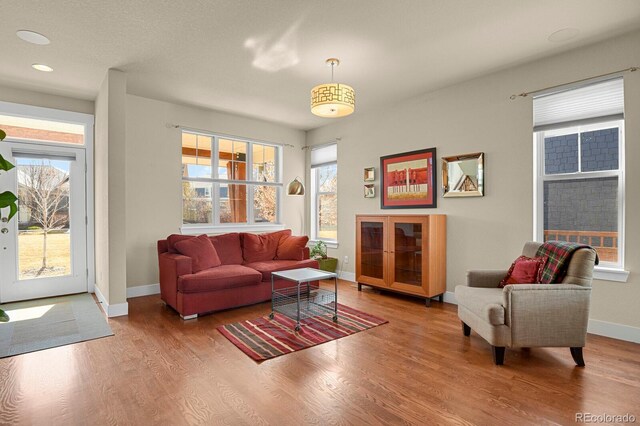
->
[380,148,437,209]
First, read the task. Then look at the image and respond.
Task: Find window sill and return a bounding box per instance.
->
[308,239,339,249]
[180,223,285,235]
[593,267,629,283]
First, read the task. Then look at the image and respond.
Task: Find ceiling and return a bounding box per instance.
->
[2,1,640,130]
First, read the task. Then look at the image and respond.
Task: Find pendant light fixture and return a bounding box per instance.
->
[310,58,355,118]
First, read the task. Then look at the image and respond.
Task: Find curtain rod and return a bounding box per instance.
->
[166,123,296,148]
[302,138,342,151]
[510,66,638,100]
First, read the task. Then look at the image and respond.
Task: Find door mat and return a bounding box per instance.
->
[0,293,113,358]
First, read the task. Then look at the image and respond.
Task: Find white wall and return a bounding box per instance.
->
[0,83,94,114]
[94,69,128,308]
[125,95,306,288]
[306,30,640,330]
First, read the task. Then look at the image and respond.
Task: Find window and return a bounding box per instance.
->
[0,114,85,145]
[533,78,625,273]
[181,131,282,229]
[310,144,338,243]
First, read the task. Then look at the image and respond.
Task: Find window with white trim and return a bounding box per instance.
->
[533,78,625,269]
[310,144,338,243]
[181,131,282,228]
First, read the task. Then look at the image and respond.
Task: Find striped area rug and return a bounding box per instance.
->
[217,303,388,361]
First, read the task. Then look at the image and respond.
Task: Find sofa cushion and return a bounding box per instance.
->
[455,286,505,326]
[209,233,244,265]
[241,230,292,263]
[178,265,262,293]
[174,234,222,273]
[276,235,309,261]
[499,255,547,288]
[243,259,319,282]
[167,234,193,253]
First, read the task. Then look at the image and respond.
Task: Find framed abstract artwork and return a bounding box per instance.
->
[380,148,437,209]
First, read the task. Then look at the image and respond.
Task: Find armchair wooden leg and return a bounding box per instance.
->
[462,322,471,336]
[570,347,585,367]
[492,346,505,365]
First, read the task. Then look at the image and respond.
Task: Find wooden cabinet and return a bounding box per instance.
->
[356,214,446,306]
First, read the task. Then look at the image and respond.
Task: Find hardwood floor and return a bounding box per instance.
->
[1,280,639,425]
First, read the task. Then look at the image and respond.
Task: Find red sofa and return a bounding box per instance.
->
[157,230,318,319]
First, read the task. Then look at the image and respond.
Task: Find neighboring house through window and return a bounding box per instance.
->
[181,131,282,230]
[533,78,626,279]
[310,143,338,244]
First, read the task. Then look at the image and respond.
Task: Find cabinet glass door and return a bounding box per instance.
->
[393,222,423,286]
[360,221,385,279]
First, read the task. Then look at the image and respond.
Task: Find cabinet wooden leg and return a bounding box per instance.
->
[438,294,444,303]
[462,322,471,336]
[357,283,362,291]
[492,346,505,365]
[570,347,585,367]
[425,298,431,307]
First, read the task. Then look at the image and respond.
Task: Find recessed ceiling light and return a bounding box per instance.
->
[32,64,53,72]
[16,30,51,45]
[548,28,580,43]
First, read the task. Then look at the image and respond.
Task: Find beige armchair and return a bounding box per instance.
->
[455,242,597,366]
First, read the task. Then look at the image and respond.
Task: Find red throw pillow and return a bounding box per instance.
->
[276,235,309,261]
[241,230,292,263]
[499,255,548,288]
[174,234,222,273]
[209,233,243,265]
[167,234,194,253]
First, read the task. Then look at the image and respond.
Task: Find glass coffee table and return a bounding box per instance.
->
[270,268,338,331]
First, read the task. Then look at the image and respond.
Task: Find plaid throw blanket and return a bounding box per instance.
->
[536,241,599,284]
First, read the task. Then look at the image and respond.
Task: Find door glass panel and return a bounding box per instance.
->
[361,221,384,279]
[16,158,71,279]
[394,223,422,286]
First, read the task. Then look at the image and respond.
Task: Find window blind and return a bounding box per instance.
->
[310,143,337,168]
[533,77,624,132]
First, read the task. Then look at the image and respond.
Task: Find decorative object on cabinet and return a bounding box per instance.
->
[442,152,484,197]
[355,214,446,306]
[364,167,375,181]
[380,148,436,209]
[364,184,375,198]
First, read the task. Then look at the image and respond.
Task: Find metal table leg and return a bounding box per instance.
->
[333,276,338,322]
[269,274,275,320]
[295,280,301,331]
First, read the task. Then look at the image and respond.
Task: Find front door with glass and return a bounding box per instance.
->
[0,142,87,302]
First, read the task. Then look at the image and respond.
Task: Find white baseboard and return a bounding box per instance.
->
[588,319,640,343]
[443,291,457,304]
[93,285,129,318]
[127,283,160,298]
[339,271,356,282]
[444,289,640,344]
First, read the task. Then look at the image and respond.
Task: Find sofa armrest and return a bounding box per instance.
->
[158,253,192,308]
[502,284,591,347]
[466,270,508,288]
